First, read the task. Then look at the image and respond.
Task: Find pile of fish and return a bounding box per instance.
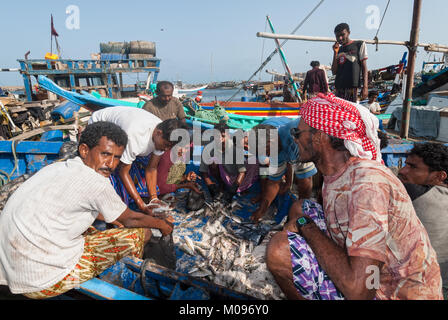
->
[160,192,287,300]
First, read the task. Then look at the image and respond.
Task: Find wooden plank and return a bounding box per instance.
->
[0,141,63,154]
[77,278,150,300]
[10,125,77,141]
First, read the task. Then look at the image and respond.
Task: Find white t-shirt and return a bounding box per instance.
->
[88,107,164,164]
[0,157,127,294]
[366,101,381,114]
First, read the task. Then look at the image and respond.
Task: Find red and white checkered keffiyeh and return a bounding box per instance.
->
[301,92,381,162]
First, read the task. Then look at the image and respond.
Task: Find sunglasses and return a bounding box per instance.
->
[290,127,312,139]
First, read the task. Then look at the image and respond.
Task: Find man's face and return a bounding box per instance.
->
[335,29,350,45]
[158,86,173,105]
[153,128,174,152]
[398,154,440,185]
[292,119,319,163]
[79,136,124,178]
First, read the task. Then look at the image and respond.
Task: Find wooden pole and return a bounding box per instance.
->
[256,32,448,52]
[400,0,422,139]
[266,16,302,102]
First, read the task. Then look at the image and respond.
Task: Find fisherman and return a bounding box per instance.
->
[141,80,200,198]
[195,90,203,103]
[88,106,188,212]
[142,81,186,122]
[266,93,443,300]
[157,143,202,196]
[201,123,258,203]
[249,117,317,223]
[331,23,369,102]
[0,121,173,299]
[282,79,295,102]
[398,142,448,292]
[364,90,381,115]
[302,61,328,100]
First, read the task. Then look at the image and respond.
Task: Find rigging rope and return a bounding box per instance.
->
[226,0,325,103]
[374,0,391,51]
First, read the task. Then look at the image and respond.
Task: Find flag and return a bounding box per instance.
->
[51,14,59,37]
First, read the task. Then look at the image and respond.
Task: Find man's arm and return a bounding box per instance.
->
[176,99,187,123]
[331,42,340,75]
[118,161,151,214]
[320,69,329,93]
[116,207,173,236]
[286,202,383,300]
[146,153,163,201]
[361,59,369,100]
[360,42,369,100]
[279,163,293,195]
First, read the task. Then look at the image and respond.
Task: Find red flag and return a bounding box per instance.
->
[51,14,59,37]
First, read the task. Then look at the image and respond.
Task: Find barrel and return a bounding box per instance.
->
[129,41,156,56]
[99,42,130,54]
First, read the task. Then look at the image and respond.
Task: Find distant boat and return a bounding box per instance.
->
[176,84,208,93]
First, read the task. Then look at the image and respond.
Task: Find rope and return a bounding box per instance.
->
[374,0,391,51]
[0,141,18,187]
[226,0,325,103]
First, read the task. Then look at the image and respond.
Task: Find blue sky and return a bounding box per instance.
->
[1,0,447,86]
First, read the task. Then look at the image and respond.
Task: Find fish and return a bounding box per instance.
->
[170,195,286,300]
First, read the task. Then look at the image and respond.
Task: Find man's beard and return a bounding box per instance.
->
[298,142,319,164]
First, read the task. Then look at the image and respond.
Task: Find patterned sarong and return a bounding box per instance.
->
[23,227,145,299]
[109,155,159,205]
[287,199,345,300]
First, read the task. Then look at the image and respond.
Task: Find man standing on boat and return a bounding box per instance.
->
[398,142,448,294]
[142,81,186,122]
[0,122,173,299]
[266,93,442,300]
[331,23,369,102]
[88,107,188,212]
[303,61,329,100]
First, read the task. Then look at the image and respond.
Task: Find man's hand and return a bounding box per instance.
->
[184,181,202,194]
[158,219,174,236]
[361,86,369,100]
[185,171,200,182]
[278,181,291,195]
[138,201,153,215]
[228,182,239,195]
[333,42,340,53]
[250,208,264,223]
[207,183,219,199]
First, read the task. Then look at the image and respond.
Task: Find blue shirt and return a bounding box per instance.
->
[260,117,301,165]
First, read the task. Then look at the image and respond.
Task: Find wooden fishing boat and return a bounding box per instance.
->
[64,256,256,300]
[199,101,301,117]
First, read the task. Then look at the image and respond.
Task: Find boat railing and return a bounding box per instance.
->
[17,58,161,75]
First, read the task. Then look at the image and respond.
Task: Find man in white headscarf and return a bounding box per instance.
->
[266,93,442,300]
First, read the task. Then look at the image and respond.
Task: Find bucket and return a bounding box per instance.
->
[129,41,156,56]
[100,42,130,54]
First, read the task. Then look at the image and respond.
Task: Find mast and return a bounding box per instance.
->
[266,16,302,102]
[400,0,422,139]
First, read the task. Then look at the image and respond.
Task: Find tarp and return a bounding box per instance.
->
[391,106,441,139]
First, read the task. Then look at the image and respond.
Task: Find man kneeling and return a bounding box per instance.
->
[266,93,443,300]
[0,121,173,299]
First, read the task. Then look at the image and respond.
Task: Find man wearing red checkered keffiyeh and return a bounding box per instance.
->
[300,92,382,162]
[265,93,443,300]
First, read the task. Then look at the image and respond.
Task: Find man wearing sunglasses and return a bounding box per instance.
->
[249,117,317,223]
[266,93,442,300]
